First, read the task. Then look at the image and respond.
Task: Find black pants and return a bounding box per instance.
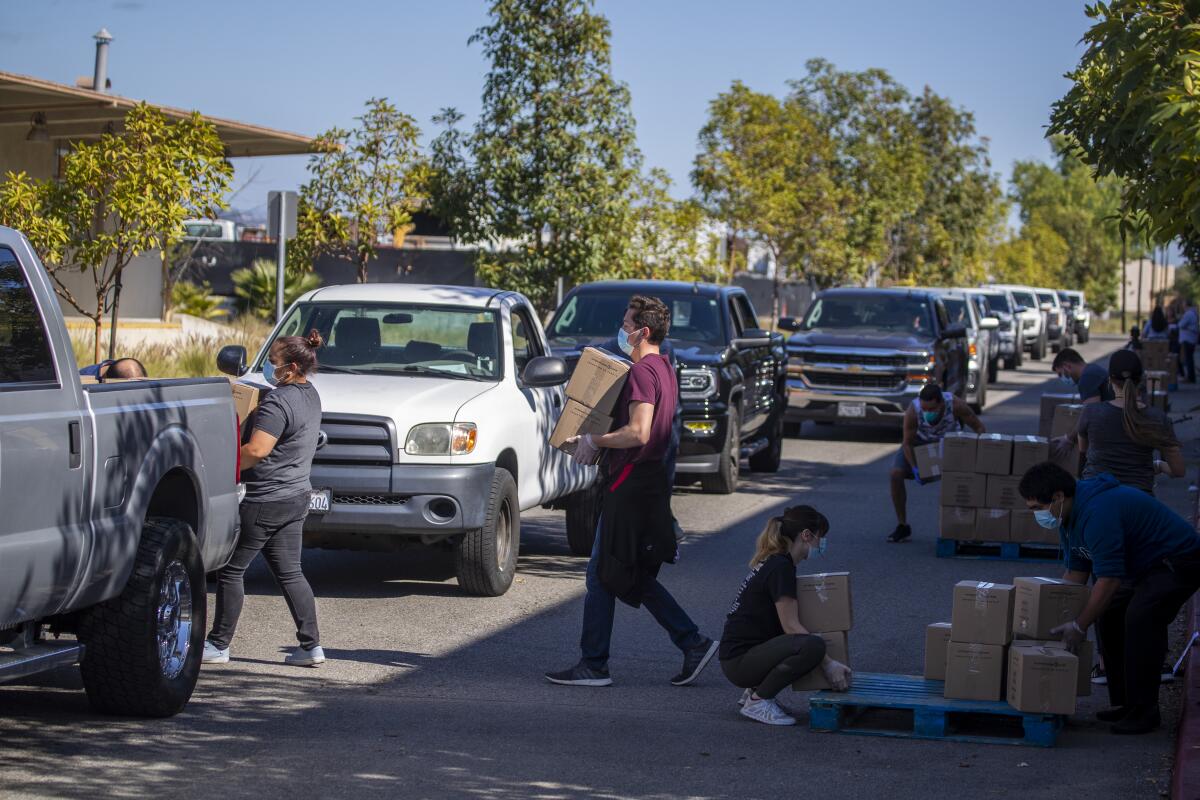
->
[1096,552,1200,709]
[1183,341,1196,382]
[720,634,827,699]
[208,493,320,651]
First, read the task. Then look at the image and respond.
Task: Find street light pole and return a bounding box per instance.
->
[1121,234,1127,333]
[276,191,287,323]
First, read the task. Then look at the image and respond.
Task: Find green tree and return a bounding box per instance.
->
[622,168,722,282]
[171,279,228,320]
[430,0,641,311]
[232,259,322,320]
[294,98,426,283]
[991,219,1070,288]
[0,104,230,361]
[1049,1,1200,244]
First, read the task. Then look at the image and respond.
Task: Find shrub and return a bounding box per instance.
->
[232,259,321,320]
[171,280,229,320]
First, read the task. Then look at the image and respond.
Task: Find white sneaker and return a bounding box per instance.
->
[202,641,229,664]
[284,645,325,667]
[737,688,753,707]
[740,697,797,726]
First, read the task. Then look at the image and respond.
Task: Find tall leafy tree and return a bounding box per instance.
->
[622,168,722,283]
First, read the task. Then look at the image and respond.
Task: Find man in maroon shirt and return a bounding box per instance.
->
[546,295,719,688]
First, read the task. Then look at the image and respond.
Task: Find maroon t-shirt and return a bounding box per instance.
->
[607,353,677,474]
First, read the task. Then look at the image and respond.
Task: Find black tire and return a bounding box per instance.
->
[748,410,783,473]
[701,414,740,494]
[970,376,987,415]
[564,480,602,557]
[456,467,519,596]
[1031,332,1046,361]
[1003,355,1019,370]
[1078,327,1090,344]
[783,420,803,438]
[77,517,205,718]
[987,356,999,384]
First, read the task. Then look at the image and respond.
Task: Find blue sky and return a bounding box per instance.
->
[2,0,1092,219]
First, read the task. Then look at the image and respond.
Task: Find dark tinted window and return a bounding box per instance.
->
[942,297,970,327]
[803,294,932,334]
[548,291,726,346]
[1036,292,1057,306]
[981,292,1011,313]
[0,247,56,385]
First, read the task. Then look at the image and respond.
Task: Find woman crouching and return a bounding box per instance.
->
[720,505,851,725]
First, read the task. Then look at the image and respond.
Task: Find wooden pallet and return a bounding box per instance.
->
[936,537,1062,562]
[809,672,1064,747]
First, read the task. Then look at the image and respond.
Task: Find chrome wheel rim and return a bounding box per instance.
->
[156,560,192,679]
[495,499,514,572]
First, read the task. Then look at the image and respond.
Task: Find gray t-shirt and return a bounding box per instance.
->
[243,381,322,503]
[1077,362,1115,402]
[1079,402,1174,493]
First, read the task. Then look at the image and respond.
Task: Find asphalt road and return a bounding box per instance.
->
[1,336,1191,799]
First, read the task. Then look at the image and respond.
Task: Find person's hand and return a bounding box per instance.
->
[822,659,852,691]
[1050,435,1074,459]
[1049,619,1086,652]
[565,433,598,465]
[1155,459,1171,476]
[911,466,926,486]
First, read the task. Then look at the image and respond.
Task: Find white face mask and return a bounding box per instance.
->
[617,327,641,356]
[1033,497,1063,529]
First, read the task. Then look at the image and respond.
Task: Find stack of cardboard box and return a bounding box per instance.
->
[549,348,631,463]
[1039,393,1079,439]
[943,580,1013,701]
[791,572,853,690]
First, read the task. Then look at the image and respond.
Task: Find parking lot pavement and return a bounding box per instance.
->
[0,336,1184,799]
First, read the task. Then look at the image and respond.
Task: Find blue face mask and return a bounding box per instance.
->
[262,361,282,386]
[1058,374,1075,387]
[921,410,941,425]
[1034,498,1062,529]
[617,327,640,356]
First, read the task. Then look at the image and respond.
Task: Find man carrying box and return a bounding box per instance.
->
[1018,462,1200,734]
[1051,348,1115,403]
[887,383,985,543]
[547,295,718,689]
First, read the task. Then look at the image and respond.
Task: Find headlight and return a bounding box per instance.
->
[404,422,478,456]
[679,367,718,400]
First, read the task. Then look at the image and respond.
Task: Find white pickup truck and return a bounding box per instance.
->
[219,283,601,596]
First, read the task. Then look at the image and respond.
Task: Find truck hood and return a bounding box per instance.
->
[241,373,499,422]
[786,330,933,352]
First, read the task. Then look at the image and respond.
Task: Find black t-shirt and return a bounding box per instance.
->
[719,553,796,660]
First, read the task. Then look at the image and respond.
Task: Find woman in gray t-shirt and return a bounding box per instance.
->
[1078,349,1184,494]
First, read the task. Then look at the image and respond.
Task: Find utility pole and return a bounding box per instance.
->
[268,190,298,322]
[1120,234,1127,333]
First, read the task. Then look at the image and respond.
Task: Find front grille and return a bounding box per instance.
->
[334,494,409,506]
[314,415,394,467]
[802,372,905,391]
[794,351,906,369]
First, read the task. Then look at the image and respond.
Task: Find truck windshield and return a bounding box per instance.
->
[269,303,502,380]
[981,293,1011,313]
[1011,290,1037,310]
[1057,291,1075,308]
[548,292,726,346]
[802,295,932,335]
[1036,291,1057,307]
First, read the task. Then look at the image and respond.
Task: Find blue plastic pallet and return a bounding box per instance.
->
[936,537,1062,562]
[809,673,1064,747]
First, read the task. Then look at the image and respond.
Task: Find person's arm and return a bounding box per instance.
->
[241,394,287,470]
[1075,577,1122,629]
[1077,431,1089,458]
[1062,569,1090,585]
[952,397,986,434]
[1158,446,1186,478]
[775,596,810,636]
[241,430,279,470]
[593,401,654,450]
[901,407,918,468]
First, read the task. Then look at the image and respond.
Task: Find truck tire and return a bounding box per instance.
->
[1031,332,1046,361]
[76,517,206,718]
[783,421,803,438]
[970,376,987,415]
[701,414,740,494]
[748,411,783,473]
[987,356,999,384]
[1078,327,1090,344]
[456,467,520,596]
[564,480,602,557]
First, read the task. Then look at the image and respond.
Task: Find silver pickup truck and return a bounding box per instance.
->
[0,226,241,717]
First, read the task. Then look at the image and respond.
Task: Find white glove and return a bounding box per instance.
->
[822,658,852,691]
[1155,459,1171,476]
[565,433,598,465]
[1049,619,1086,652]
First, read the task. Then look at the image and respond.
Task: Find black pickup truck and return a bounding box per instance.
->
[546,280,788,494]
[780,287,970,430]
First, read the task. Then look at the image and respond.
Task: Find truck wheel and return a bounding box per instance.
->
[748,412,783,473]
[987,356,999,384]
[564,480,602,557]
[1031,332,1046,361]
[701,414,740,494]
[76,517,206,718]
[783,421,802,438]
[1078,327,1090,344]
[456,467,520,596]
[970,377,987,415]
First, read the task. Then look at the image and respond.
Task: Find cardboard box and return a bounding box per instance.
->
[1142,341,1170,372]
[1011,435,1050,477]
[1145,370,1169,396]
[791,631,850,690]
[913,442,943,482]
[976,508,1011,542]
[975,433,1014,475]
[1050,438,1081,478]
[564,347,630,414]
[939,506,976,539]
[1152,390,1169,411]
[1039,393,1079,438]
[1011,509,1059,545]
[1013,577,1090,640]
[945,642,1007,701]
[549,399,613,458]
[942,432,979,473]
[950,581,1014,645]
[230,381,269,441]
[924,622,953,681]
[985,475,1024,510]
[796,572,853,633]
[1012,638,1093,697]
[1007,645,1078,715]
[940,472,987,507]
[1051,404,1084,439]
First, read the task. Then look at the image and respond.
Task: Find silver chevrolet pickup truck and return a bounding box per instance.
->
[0,226,241,717]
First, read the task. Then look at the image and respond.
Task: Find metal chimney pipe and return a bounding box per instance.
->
[93,28,112,92]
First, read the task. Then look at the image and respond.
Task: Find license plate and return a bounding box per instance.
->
[308,489,332,514]
[837,402,866,418]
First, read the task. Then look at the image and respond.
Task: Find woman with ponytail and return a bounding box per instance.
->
[719,505,851,726]
[205,330,326,667]
[1077,349,1184,495]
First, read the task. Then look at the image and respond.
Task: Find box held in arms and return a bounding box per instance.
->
[1007,645,1078,715]
[564,347,630,413]
[230,381,269,441]
[791,631,850,690]
[950,581,1014,645]
[550,400,614,462]
[796,572,853,633]
[1012,638,1093,696]
[913,442,943,482]
[1012,577,1090,640]
[1039,393,1079,439]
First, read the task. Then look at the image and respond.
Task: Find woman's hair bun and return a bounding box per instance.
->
[305,329,323,349]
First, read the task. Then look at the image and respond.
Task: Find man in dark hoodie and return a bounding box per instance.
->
[1019,462,1200,734]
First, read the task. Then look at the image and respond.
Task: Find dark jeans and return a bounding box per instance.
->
[1183,341,1196,382]
[208,492,320,651]
[580,519,704,670]
[720,634,827,699]
[1096,552,1200,709]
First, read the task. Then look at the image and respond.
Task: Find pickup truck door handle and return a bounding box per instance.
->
[68,420,82,469]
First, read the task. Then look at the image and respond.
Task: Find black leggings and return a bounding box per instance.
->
[720,634,827,699]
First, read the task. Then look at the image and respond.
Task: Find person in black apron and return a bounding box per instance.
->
[546,295,718,688]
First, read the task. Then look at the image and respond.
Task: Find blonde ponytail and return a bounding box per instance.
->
[749,517,791,567]
[1116,377,1178,451]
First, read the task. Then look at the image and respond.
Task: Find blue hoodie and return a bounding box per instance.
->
[1062,473,1200,579]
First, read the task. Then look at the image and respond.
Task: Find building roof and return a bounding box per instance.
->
[0,70,313,157]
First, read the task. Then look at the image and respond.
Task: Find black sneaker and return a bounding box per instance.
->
[1096,706,1128,722]
[1090,664,1107,685]
[545,663,612,687]
[887,524,912,543]
[671,638,719,686]
[1112,705,1161,735]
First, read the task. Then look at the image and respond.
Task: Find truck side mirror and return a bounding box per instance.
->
[522,355,568,387]
[217,345,248,377]
[941,323,967,340]
[732,329,772,350]
[777,317,802,332]
[978,317,1000,331]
